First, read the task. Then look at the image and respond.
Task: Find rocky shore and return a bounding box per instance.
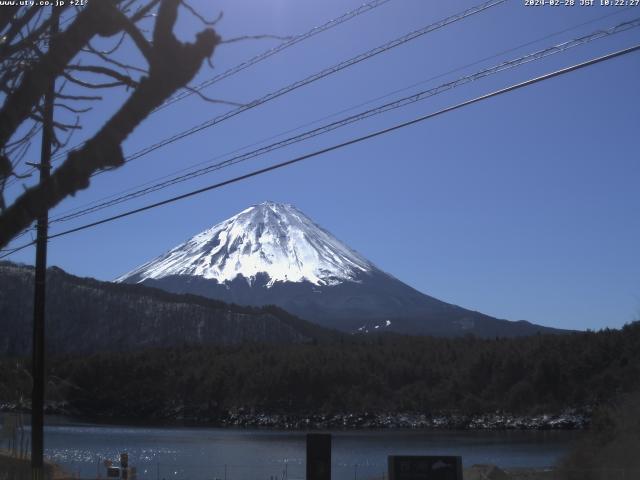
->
[215,410,589,430]
[1,401,589,430]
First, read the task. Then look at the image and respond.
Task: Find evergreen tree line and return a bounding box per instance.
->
[1,322,638,419]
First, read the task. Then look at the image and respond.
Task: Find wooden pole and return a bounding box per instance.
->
[31,7,58,480]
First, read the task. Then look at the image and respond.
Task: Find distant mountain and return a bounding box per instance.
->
[119,201,566,337]
[118,201,373,287]
[0,262,334,356]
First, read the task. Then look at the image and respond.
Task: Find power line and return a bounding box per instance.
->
[117,0,507,168]
[45,0,393,166]
[3,42,638,259]
[2,0,502,242]
[46,0,504,178]
[45,7,638,224]
[354,5,636,115]
[45,17,640,225]
[6,10,639,241]
[156,0,395,111]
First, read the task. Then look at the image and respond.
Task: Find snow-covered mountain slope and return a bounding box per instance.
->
[118,202,567,338]
[117,201,374,287]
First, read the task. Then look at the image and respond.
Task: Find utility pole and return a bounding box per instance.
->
[31,7,59,480]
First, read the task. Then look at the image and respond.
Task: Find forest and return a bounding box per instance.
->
[1,321,638,421]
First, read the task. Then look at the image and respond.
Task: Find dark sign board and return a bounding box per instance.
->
[107,467,120,478]
[306,433,331,480]
[388,456,462,480]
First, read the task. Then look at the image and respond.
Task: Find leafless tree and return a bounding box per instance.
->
[0,0,222,248]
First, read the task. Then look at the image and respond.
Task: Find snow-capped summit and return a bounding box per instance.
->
[117,201,565,338]
[117,201,374,287]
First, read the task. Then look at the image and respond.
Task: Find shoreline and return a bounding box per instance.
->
[1,404,589,431]
[207,410,589,430]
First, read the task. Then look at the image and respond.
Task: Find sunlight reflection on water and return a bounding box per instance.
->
[43,418,580,480]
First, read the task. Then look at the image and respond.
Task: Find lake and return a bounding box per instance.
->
[33,417,583,480]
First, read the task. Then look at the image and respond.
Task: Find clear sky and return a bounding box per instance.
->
[4,0,640,331]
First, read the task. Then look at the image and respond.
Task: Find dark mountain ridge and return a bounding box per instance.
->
[0,262,335,356]
[119,202,569,337]
[141,270,567,337]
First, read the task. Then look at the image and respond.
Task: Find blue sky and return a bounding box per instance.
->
[4,0,640,331]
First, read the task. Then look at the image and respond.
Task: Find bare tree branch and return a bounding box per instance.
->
[130,0,162,23]
[55,92,103,101]
[0,8,40,60]
[52,116,81,152]
[114,10,154,62]
[180,1,223,27]
[183,84,244,107]
[0,1,124,151]
[0,0,220,248]
[83,41,148,75]
[0,5,20,34]
[61,72,131,90]
[53,103,93,114]
[66,64,140,88]
[88,33,127,56]
[0,12,55,62]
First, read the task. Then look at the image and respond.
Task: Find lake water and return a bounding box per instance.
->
[38,417,581,480]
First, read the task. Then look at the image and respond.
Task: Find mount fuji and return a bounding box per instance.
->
[118,201,563,337]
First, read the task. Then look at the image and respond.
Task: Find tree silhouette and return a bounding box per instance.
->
[0,0,220,248]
